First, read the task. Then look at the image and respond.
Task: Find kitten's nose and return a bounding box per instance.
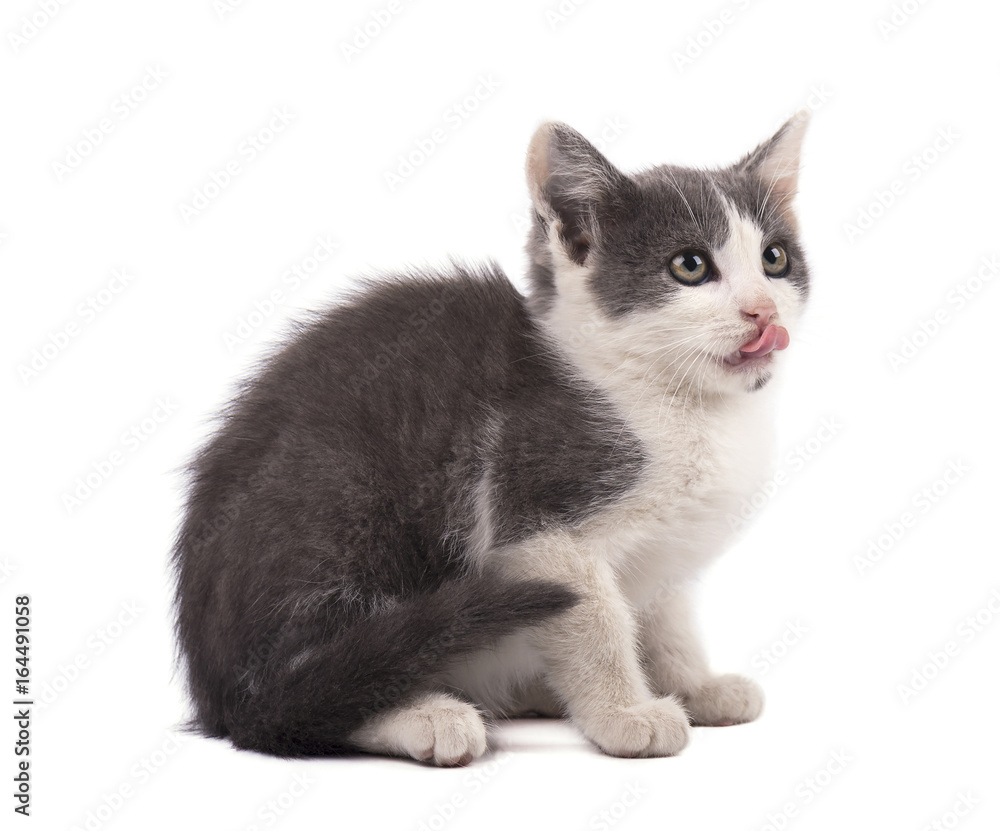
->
[743,300,777,330]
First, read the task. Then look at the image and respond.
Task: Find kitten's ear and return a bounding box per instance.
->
[738,109,810,220]
[526,122,630,266]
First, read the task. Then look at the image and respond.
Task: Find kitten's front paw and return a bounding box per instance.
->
[684,674,763,726]
[585,697,690,758]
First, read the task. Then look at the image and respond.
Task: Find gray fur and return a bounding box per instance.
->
[172,115,809,760]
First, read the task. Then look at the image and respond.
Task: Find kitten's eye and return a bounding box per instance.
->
[762,243,789,277]
[668,250,712,285]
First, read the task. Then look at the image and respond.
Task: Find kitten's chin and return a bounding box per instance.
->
[715,351,777,393]
[721,349,776,372]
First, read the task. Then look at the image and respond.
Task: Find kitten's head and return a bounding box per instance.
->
[525,114,809,396]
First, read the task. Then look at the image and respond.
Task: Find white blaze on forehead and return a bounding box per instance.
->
[714,200,772,307]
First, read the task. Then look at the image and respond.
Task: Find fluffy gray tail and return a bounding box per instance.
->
[224,574,577,757]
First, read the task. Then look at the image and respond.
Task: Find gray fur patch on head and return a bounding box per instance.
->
[525,114,810,318]
[588,164,730,316]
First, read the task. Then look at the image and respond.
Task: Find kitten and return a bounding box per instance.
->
[173,113,810,764]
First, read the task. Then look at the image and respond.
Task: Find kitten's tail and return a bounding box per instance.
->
[224,574,577,757]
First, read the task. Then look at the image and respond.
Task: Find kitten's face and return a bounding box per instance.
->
[526,117,809,396]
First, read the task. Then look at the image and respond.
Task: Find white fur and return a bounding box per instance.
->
[466,464,496,562]
[443,206,802,754]
[376,120,807,760]
[350,690,487,766]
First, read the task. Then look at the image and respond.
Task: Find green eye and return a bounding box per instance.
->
[669,250,711,285]
[762,243,789,277]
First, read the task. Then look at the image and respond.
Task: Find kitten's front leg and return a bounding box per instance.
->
[522,540,689,757]
[640,587,763,726]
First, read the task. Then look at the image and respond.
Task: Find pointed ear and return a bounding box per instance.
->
[738,109,809,221]
[525,122,630,266]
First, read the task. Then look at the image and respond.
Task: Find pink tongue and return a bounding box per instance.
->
[740,324,790,358]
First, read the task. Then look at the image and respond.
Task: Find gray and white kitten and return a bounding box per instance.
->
[173,113,810,764]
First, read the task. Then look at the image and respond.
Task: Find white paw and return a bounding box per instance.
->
[585,696,690,758]
[684,674,764,726]
[393,698,488,766]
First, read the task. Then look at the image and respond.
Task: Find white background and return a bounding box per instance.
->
[5,0,999,829]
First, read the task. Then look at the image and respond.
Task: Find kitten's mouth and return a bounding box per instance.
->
[722,324,790,370]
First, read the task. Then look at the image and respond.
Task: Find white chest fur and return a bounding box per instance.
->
[552,356,774,603]
[540,253,781,607]
[584,385,774,608]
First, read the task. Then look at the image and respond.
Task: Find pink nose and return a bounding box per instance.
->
[744,300,777,330]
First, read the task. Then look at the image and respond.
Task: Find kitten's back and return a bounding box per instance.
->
[172,261,635,752]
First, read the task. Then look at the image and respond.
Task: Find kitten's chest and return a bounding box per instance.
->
[580,392,773,589]
[646,397,769,497]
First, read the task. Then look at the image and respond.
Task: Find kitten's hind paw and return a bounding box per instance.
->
[351,692,488,766]
[684,674,763,726]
